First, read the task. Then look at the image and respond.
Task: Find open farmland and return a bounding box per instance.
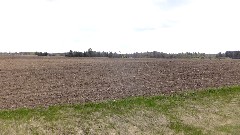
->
[0,56,240,109]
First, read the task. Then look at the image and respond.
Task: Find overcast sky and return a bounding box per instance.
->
[0,0,240,53]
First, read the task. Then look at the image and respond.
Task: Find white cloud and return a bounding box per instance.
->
[0,0,240,53]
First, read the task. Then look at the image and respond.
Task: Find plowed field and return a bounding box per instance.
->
[1,56,240,109]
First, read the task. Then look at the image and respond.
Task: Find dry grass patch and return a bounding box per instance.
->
[178,91,240,134]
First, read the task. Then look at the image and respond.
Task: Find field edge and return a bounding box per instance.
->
[0,85,240,134]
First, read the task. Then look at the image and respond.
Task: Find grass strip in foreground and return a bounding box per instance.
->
[0,86,240,134]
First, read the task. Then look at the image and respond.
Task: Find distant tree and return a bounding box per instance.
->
[225,51,240,59]
[65,50,73,57]
[216,52,224,59]
[88,48,93,57]
[108,52,113,58]
[35,52,48,56]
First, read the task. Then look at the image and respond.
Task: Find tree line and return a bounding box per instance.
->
[124,52,206,59]
[34,49,240,59]
[65,48,121,58]
[35,52,48,56]
[216,51,240,59]
[65,48,207,59]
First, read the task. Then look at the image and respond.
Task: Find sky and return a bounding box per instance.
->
[0,0,240,53]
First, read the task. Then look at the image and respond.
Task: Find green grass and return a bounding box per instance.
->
[1,86,240,134]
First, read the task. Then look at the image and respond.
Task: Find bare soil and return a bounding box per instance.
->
[1,56,240,109]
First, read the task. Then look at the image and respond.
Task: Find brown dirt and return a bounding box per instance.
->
[0,56,240,109]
